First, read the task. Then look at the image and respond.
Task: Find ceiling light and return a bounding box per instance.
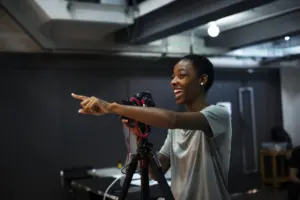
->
[207,22,220,37]
[284,36,290,41]
[247,69,254,73]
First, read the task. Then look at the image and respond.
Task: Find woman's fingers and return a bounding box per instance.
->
[71,93,88,101]
[122,119,138,134]
[78,109,93,114]
[80,98,90,108]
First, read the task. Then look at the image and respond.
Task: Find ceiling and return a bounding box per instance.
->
[0,5,41,52]
[0,0,299,68]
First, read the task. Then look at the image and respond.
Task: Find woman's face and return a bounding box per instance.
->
[171,59,202,104]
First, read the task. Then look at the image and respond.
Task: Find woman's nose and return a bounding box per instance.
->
[171,77,177,87]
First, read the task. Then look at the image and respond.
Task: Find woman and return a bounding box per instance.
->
[72,54,232,200]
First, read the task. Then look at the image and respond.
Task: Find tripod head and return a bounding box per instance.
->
[118,91,155,138]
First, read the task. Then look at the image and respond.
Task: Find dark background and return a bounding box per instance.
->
[0,53,282,200]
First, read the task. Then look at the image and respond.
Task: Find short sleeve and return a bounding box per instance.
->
[159,129,172,158]
[289,147,300,168]
[200,105,230,137]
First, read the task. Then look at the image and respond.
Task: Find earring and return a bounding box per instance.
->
[200,83,204,86]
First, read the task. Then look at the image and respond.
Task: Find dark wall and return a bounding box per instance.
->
[0,53,282,199]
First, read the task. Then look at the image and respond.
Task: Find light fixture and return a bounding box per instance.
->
[284,36,290,41]
[207,22,220,37]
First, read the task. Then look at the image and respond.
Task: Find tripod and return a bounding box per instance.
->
[118,138,175,200]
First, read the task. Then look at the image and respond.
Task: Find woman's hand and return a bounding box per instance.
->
[71,93,112,115]
[122,119,139,138]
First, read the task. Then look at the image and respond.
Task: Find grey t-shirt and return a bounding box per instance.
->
[159,105,232,200]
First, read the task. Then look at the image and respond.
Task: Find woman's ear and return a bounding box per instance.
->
[199,74,208,86]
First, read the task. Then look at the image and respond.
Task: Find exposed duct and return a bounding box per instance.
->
[0,6,41,52]
[1,0,134,50]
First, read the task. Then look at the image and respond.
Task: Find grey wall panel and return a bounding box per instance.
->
[58,70,129,168]
[281,68,300,146]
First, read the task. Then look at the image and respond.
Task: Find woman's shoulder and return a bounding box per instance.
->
[201,104,231,119]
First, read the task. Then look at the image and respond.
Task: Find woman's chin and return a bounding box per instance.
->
[175,98,185,105]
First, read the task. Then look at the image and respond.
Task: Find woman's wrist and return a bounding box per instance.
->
[108,102,120,114]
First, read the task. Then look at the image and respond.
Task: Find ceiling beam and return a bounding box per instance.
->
[52,37,227,56]
[260,54,300,65]
[114,0,275,44]
[137,0,177,17]
[205,9,300,49]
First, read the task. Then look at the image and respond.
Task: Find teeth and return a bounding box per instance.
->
[174,89,182,93]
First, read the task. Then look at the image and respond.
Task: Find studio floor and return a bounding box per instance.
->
[232,189,287,200]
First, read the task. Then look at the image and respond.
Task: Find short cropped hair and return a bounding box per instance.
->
[181,54,214,93]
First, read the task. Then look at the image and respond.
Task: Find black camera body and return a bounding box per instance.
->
[119,91,155,135]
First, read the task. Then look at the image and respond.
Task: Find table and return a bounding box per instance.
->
[87,167,171,180]
[259,149,290,188]
[71,177,167,200]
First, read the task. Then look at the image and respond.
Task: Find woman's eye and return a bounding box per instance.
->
[172,74,186,79]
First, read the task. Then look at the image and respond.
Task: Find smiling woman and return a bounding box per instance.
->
[72,54,232,200]
[171,54,214,106]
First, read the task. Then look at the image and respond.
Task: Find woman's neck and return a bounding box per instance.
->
[186,95,207,112]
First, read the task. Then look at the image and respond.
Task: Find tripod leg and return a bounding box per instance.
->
[118,154,139,200]
[140,158,150,200]
[149,156,175,200]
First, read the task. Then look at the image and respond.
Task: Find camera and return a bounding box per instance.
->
[118,91,155,137]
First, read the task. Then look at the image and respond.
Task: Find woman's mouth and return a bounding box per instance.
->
[174,89,183,99]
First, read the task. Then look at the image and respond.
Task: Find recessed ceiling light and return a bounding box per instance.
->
[247,69,254,73]
[284,36,290,41]
[207,22,220,37]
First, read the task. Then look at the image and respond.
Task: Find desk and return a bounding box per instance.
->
[71,177,119,200]
[260,149,290,188]
[62,167,171,200]
[88,167,171,180]
[71,177,165,200]
[88,167,124,178]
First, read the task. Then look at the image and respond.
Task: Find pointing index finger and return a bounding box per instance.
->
[71,93,88,101]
